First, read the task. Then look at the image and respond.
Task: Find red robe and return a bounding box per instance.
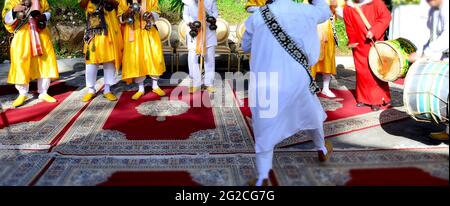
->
[343,0,392,105]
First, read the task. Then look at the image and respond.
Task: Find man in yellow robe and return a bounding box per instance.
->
[311,0,338,98]
[245,0,268,13]
[118,0,166,100]
[2,0,59,108]
[79,0,123,102]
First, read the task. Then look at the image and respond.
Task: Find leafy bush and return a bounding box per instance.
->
[47,0,85,26]
[392,0,420,6]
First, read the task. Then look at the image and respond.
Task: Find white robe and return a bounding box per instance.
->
[182,0,218,50]
[389,0,430,55]
[242,0,330,153]
[423,0,449,60]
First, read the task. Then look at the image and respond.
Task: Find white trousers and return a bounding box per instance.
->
[85,62,116,93]
[15,78,51,95]
[256,129,327,181]
[188,47,215,87]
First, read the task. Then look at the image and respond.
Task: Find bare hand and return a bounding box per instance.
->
[348,43,359,49]
[366,31,374,39]
[408,52,418,63]
[13,5,27,12]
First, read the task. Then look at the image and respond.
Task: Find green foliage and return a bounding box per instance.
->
[217,0,249,24]
[160,0,249,24]
[160,0,184,14]
[392,0,420,6]
[335,18,351,55]
[47,0,85,26]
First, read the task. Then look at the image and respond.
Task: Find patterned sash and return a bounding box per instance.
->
[330,16,339,46]
[260,5,320,94]
[84,5,108,45]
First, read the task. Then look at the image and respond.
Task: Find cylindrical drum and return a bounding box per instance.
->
[403,60,449,124]
[369,38,417,82]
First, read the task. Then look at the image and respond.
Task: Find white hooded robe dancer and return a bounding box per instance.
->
[182,0,218,93]
[242,0,333,186]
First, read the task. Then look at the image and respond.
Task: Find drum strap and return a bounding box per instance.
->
[354,5,372,30]
[354,5,385,67]
[260,5,320,94]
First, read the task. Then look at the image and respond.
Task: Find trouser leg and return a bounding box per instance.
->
[37,78,51,95]
[188,50,202,87]
[151,76,160,89]
[86,64,99,94]
[322,74,331,91]
[135,76,146,93]
[103,62,116,94]
[256,149,274,186]
[204,47,216,87]
[15,84,29,96]
[306,129,327,154]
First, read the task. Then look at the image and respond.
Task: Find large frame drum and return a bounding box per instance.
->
[369,38,417,82]
[403,60,449,124]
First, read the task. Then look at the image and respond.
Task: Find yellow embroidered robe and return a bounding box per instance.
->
[82,0,123,69]
[118,0,166,82]
[2,0,58,85]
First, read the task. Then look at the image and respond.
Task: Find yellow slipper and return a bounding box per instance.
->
[318,140,333,162]
[429,132,449,141]
[12,95,28,108]
[189,86,200,94]
[103,92,118,101]
[82,93,96,102]
[132,91,145,100]
[205,86,216,93]
[152,88,166,97]
[39,94,57,103]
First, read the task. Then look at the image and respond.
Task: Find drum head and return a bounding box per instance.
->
[236,23,246,40]
[178,20,187,46]
[369,41,402,82]
[216,18,230,44]
[156,18,171,43]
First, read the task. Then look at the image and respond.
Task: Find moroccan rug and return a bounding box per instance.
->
[53,82,255,155]
[34,154,261,186]
[236,88,410,148]
[0,77,91,150]
[272,148,449,186]
[13,148,446,186]
[0,150,53,186]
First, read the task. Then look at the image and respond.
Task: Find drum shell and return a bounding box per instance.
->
[403,60,449,124]
[369,38,417,82]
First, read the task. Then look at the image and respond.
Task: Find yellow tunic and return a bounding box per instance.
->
[118,0,166,82]
[82,0,123,69]
[2,0,58,85]
[245,0,267,9]
[311,19,337,78]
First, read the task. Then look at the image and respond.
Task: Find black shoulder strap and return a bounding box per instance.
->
[260,5,320,94]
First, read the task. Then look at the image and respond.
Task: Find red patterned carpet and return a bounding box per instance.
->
[104,88,216,140]
[1,148,447,186]
[237,88,409,147]
[0,82,75,128]
[53,83,254,155]
[0,81,85,150]
[0,76,448,186]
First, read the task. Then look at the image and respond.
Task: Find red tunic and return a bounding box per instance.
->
[343,0,392,105]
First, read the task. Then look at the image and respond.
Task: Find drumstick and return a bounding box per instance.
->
[354,6,384,67]
[371,38,384,68]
